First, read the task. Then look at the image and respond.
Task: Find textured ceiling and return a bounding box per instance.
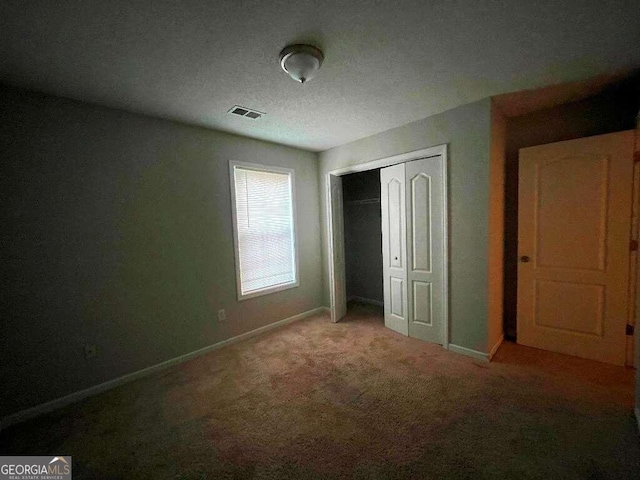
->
[1,0,639,152]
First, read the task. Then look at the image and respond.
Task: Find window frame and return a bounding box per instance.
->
[229,160,300,301]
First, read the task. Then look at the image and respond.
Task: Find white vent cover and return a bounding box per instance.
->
[228,105,265,120]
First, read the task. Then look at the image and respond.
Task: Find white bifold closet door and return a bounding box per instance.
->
[381,157,445,344]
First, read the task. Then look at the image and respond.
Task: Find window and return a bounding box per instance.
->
[230,161,298,300]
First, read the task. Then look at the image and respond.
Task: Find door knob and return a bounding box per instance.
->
[520,256,530,263]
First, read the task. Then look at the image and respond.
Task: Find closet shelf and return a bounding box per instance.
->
[345,198,380,206]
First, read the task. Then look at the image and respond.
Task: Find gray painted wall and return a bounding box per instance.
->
[319,98,492,352]
[342,169,383,304]
[0,86,322,418]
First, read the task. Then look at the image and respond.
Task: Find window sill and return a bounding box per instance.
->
[238,281,299,301]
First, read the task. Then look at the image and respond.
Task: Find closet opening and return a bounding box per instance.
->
[342,169,384,321]
[326,145,449,349]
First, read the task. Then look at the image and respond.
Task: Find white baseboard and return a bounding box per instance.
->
[0,306,328,431]
[488,334,504,361]
[448,343,489,362]
[348,296,384,307]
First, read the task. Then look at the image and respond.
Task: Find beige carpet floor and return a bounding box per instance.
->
[1,302,639,479]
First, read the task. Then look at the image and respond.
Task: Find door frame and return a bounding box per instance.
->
[326,144,450,349]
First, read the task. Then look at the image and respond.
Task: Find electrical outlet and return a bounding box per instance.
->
[218,309,226,322]
[84,344,98,360]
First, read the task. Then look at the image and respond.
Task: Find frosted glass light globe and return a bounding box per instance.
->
[279,45,324,84]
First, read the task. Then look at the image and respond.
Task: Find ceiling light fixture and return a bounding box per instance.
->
[279,44,324,84]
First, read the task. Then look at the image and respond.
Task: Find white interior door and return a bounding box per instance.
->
[329,174,347,322]
[381,156,446,342]
[517,130,634,365]
[381,163,409,335]
[406,157,445,344]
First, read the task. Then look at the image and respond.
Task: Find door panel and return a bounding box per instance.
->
[535,280,603,335]
[518,130,634,365]
[329,174,347,322]
[381,164,408,336]
[411,174,432,272]
[388,178,404,270]
[412,281,432,326]
[406,158,444,344]
[536,154,607,270]
[390,277,405,317]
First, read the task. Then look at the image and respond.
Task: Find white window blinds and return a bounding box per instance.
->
[232,164,297,298]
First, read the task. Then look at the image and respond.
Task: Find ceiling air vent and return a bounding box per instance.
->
[228,105,265,120]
